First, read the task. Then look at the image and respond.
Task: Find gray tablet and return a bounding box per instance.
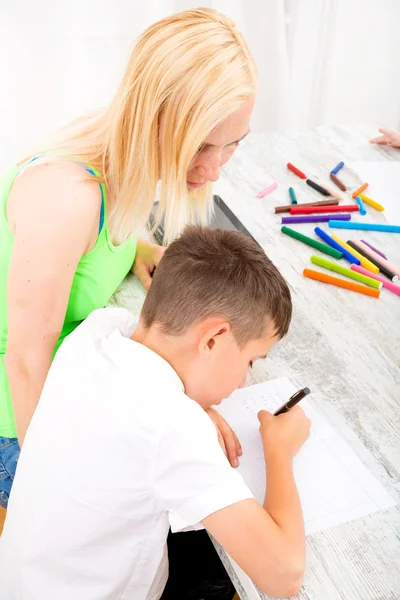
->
[150,195,259,246]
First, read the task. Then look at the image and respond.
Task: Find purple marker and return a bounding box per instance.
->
[360,240,387,260]
[281,214,351,225]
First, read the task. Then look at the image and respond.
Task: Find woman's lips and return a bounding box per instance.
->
[187,180,206,189]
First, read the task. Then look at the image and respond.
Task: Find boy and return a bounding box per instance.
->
[0,227,310,599]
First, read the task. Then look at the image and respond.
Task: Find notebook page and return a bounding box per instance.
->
[351,161,400,225]
[215,377,395,535]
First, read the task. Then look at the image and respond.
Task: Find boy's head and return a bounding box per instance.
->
[137,226,292,407]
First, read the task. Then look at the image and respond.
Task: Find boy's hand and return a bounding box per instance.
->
[132,239,165,290]
[206,407,242,468]
[258,407,311,461]
[370,128,400,148]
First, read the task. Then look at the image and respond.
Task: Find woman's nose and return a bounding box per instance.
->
[196,151,222,182]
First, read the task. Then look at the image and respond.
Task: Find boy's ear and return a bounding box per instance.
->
[198,320,233,360]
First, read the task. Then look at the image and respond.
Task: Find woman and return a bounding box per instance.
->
[0,8,256,508]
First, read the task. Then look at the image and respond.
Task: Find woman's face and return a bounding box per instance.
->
[159,97,254,190]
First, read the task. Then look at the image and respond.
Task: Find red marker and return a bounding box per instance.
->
[287,163,307,179]
[290,204,360,215]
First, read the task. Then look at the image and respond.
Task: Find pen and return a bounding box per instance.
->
[274,387,310,416]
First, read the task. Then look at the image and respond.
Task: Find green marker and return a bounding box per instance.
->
[310,255,382,289]
[281,226,343,259]
[289,187,297,205]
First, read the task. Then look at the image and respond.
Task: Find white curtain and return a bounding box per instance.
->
[1,0,399,169]
[285,0,400,130]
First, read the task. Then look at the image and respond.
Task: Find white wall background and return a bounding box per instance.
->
[1,0,399,169]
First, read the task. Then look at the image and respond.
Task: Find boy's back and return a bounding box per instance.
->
[1,227,310,599]
[0,308,252,600]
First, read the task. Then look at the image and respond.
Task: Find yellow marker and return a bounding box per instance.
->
[330,234,380,274]
[359,193,385,211]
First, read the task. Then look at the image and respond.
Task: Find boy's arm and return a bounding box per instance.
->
[202,407,310,598]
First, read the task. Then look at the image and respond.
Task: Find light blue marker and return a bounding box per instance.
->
[314,227,360,265]
[328,221,400,233]
[355,196,367,216]
[331,161,344,175]
[289,187,298,204]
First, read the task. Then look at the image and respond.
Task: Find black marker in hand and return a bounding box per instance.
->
[273,388,310,416]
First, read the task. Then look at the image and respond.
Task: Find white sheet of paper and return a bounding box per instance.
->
[351,161,400,225]
[216,378,396,599]
[216,377,395,536]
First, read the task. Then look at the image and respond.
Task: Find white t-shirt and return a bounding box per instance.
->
[0,308,253,600]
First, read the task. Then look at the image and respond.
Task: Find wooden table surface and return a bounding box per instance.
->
[109,123,400,600]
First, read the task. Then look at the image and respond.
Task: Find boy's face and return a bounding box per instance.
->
[183,320,279,409]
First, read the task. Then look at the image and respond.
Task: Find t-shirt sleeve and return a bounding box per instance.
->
[153,399,254,533]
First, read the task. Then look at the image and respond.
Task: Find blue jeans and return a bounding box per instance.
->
[0,436,20,508]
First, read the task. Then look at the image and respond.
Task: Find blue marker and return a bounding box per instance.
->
[331,161,344,175]
[355,196,367,216]
[314,227,360,265]
[328,221,400,233]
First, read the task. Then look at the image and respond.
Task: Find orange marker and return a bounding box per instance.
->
[352,183,368,199]
[303,269,380,298]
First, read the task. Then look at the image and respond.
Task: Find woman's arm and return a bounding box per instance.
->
[5,162,100,444]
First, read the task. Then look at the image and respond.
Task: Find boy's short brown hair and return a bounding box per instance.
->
[141,226,292,346]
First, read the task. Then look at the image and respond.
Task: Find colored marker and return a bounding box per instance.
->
[315,184,344,202]
[314,227,360,265]
[328,221,400,233]
[355,196,367,216]
[359,193,385,211]
[257,181,278,198]
[330,234,379,274]
[350,240,400,281]
[289,187,298,204]
[303,269,380,298]
[331,161,344,175]
[282,214,351,225]
[287,163,307,179]
[346,241,398,281]
[360,240,387,260]
[310,256,382,289]
[290,205,359,215]
[274,199,339,214]
[330,172,347,191]
[350,265,400,296]
[352,183,368,198]
[281,226,343,259]
[306,179,331,196]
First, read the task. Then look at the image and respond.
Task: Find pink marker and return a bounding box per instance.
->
[257,181,278,198]
[354,240,400,279]
[350,265,400,296]
[360,240,387,260]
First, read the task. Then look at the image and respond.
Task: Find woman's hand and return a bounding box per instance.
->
[206,407,242,468]
[133,239,166,290]
[370,128,400,148]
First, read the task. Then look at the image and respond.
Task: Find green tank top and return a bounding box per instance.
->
[0,160,136,437]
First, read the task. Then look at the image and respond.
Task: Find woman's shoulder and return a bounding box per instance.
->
[7,159,102,241]
[11,159,101,205]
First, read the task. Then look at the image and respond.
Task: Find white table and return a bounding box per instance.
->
[109,123,400,600]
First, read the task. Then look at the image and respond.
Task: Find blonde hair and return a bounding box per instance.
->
[27,8,257,244]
